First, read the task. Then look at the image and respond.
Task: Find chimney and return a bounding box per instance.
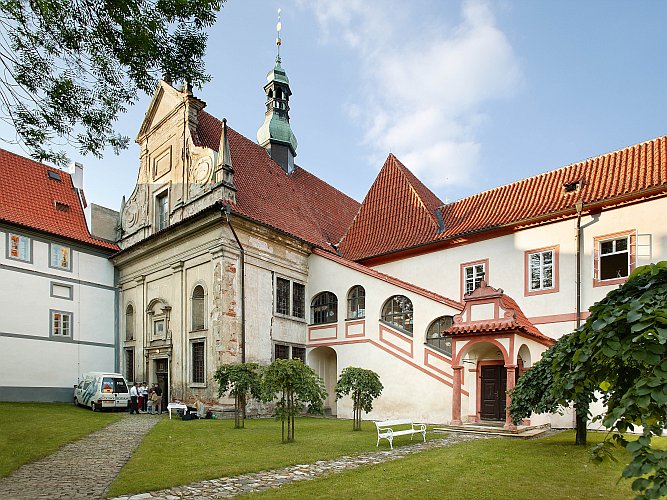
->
[69,162,84,191]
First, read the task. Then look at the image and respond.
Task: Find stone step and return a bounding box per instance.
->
[432,425,548,439]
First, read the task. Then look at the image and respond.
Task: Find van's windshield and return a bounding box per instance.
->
[101,377,129,393]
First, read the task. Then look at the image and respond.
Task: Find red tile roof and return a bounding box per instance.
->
[337,154,443,261]
[341,136,667,262]
[0,149,118,251]
[312,248,462,310]
[448,283,553,345]
[195,111,360,248]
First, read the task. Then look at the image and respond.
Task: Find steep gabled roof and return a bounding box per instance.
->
[194,111,360,248]
[0,149,117,251]
[337,154,443,261]
[340,136,667,262]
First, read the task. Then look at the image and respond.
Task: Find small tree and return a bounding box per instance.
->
[261,359,327,443]
[511,261,667,499]
[335,367,384,431]
[214,363,261,429]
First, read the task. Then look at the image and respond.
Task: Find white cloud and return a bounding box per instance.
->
[306,0,522,194]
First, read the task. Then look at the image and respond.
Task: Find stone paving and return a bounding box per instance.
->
[0,413,161,499]
[112,433,485,499]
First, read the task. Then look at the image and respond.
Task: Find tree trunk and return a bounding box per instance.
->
[234,393,241,429]
[240,394,246,429]
[575,403,587,446]
[281,392,286,443]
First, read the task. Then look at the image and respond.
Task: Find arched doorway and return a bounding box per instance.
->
[308,346,337,416]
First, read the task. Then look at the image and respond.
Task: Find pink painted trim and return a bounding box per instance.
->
[345,319,365,338]
[379,324,414,358]
[306,338,368,348]
[529,311,590,325]
[460,258,489,302]
[307,324,338,342]
[423,348,454,382]
[593,230,636,288]
[453,336,510,366]
[524,244,560,297]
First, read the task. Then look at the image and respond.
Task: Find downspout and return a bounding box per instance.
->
[574,200,584,328]
[224,205,246,363]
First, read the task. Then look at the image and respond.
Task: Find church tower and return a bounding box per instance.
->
[256,10,298,173]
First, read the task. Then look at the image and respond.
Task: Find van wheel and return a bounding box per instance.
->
[74,397,78,407]
[91,402,98,412]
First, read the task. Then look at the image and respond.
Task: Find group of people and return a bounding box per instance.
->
[128,382,162,415]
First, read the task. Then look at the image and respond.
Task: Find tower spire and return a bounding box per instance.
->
[256,8,298,174]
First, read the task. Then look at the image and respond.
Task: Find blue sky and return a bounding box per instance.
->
[5,0,667,210]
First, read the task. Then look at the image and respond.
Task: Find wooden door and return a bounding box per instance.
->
[480,365,505,420]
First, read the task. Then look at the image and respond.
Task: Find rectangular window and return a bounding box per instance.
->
[49,243,71,271]
[529,250,553,290]
[599,236,629,281]
[51,310,72,337]
[292,282,305,319]
[7,233,31,262]
[292,346,306,363]
[156,190,169,230]
[276,277,290,315]
[464,263,485,295]
[275,344,290,360]
[153,319,165,337]
[192,341,205,384]
[50,282,73,300]
[126,348,134,383]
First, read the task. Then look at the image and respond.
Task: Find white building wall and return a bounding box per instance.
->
[0,226,116,402]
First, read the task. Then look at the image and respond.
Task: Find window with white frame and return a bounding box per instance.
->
[426,316,454,356]
[599,236,630,281]
[153,318,165,337]
[191,340,205,384]
[347,285,365,319]
[155,190,169,230]
[464,263,485,295]
[7,233,31,262]
[311,292,338,325]
[528,249,555,291]
[51,310,72,337]
[381,295,413,335]
[191,285,206,331]
[49,243,71,271]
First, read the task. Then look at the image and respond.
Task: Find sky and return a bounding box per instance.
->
[4,0,667,211]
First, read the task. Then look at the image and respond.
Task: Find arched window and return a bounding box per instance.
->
[426,316,454,356]
[192,285,206,331]
[347,285,365,319]
[125,304,134,341]
[381,295,413,335]
[311,292,338,325]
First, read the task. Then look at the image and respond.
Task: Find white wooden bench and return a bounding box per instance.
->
[375,419,427,449]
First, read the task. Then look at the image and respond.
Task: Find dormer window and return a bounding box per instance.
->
[563,180,582,193]
[47,170,61,181]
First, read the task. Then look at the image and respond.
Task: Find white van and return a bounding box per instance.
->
[74,372,131,411]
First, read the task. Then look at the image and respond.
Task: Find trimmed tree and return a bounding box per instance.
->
[335,367,384,431]
[261,359,327,443]
[214,363,261,429]
[511,261,667,499]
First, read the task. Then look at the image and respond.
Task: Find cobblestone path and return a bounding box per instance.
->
[113,433,484,499]
[0,414,160,499]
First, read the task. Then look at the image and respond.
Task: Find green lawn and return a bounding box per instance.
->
[248,431,659,500]
[107,417,399,497]
[0,402,122,478]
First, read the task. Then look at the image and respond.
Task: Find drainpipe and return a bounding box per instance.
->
[574,200,584,329]
[224,205,246,364]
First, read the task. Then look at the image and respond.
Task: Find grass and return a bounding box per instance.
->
[107,417,404,496]
[248,431,667,500]
[0,402,122,478]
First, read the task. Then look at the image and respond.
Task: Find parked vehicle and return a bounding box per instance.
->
[74,372,130,411]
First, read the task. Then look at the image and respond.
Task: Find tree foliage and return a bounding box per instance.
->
[0,0,224,165]
[260,359,327,443]
[335,367,383,431]
[511,261,667,499]
[214,363,261,429]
